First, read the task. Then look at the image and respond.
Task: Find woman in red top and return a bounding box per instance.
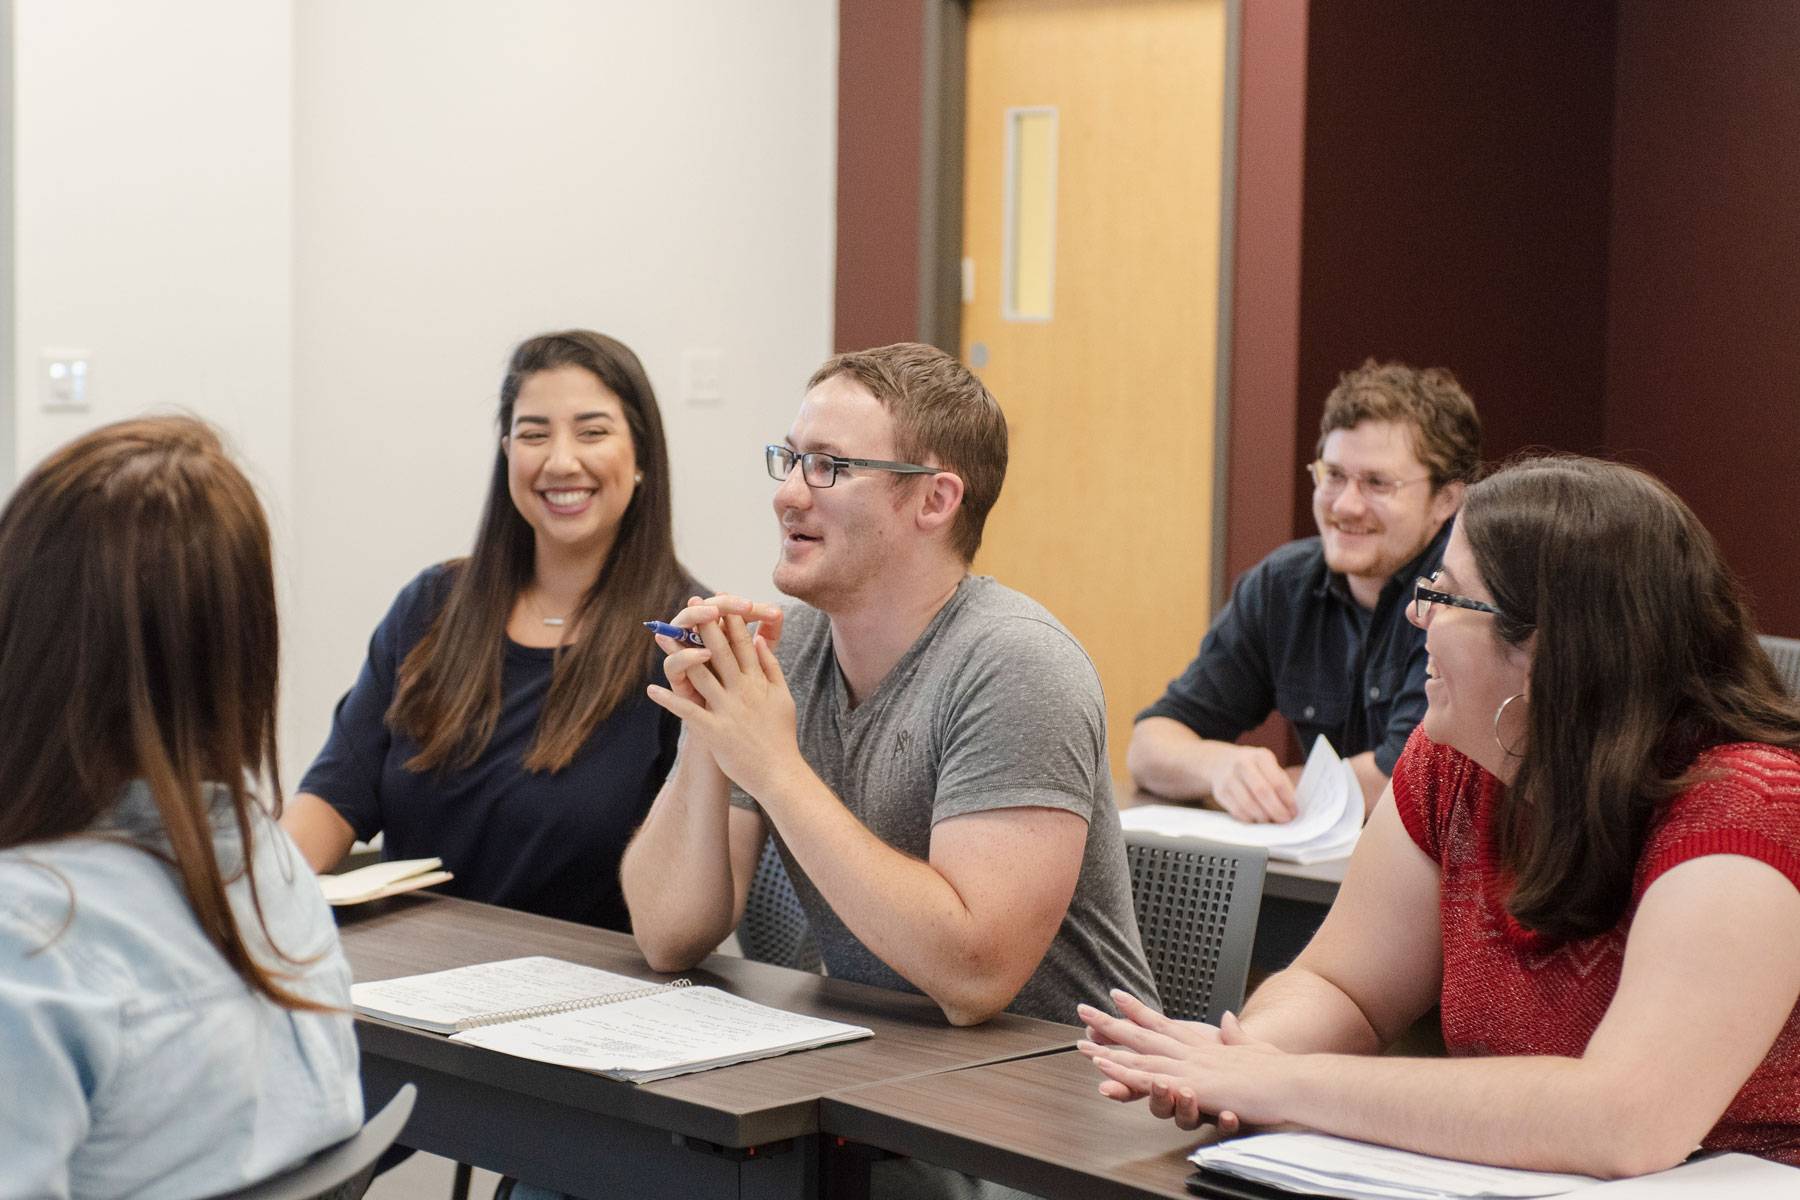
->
[1081,456,1800,1174]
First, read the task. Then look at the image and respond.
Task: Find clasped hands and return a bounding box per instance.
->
[645,594,804,798]
[1077,988,1287,1134]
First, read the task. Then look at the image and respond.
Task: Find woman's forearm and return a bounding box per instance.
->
[1263,1051,1689,1179]
[1237,966,1385,1056]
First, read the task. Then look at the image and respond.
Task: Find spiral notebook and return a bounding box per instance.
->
[351,955,872,1082]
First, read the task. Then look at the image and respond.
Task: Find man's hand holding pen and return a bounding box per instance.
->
[645,595,806,799]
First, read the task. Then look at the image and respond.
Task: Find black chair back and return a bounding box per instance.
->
[1759,634,1800,699]
[738,836,823,973]
[1124,831,1267,1024]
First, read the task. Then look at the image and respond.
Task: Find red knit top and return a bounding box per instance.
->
[1392,729,1800,1165]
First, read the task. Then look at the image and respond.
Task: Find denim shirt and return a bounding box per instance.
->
[0,783,363,1200]
[1138,522,1451,774]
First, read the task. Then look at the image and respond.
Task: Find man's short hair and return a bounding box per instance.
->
[808,343,1007,562]
[1317,360,1483,489]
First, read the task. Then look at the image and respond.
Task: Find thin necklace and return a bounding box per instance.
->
[525,589,567,628]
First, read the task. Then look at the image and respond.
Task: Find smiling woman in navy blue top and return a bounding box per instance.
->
[283,331,693,931]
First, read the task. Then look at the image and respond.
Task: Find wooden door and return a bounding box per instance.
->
[962,0,1228,779]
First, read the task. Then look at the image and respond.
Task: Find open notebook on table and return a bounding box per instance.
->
[1122,736,1363,863]
[318,856,453,906]
[351,955,872,1083]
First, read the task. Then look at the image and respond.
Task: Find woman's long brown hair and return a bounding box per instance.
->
[1462,455,1800,941]
[389,331,687,773]
[0,416,325,1009]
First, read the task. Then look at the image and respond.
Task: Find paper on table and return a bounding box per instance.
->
[318,856,453,905]
[1191,1132,1599,1200]
[1580,1153,1799,1197]
[1120,736,1363,862]
[452,984,873,1082]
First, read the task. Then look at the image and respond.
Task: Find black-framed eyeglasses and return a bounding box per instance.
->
[764,444,941,489]
[1411,570,1504,625]
[1307,460,1431,502]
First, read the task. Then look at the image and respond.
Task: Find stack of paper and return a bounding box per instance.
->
[1579,1154,1800,1197]
[1121,736,1363,862]
[1190,1132,1599,1200]
[317,856,453,906]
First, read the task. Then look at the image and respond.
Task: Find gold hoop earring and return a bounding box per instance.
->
[1493,692,1527,759]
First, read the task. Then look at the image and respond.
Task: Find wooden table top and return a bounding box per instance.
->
[337,892,1080,1148]
[822,1049,1210,1200]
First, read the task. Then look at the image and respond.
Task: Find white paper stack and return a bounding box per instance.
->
[1189,1132,1599,1200]
[1121,736,1363,862]
[1579,1153,1800,1197]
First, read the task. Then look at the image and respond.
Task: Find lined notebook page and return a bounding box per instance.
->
[452,986,872,1082]
[352,956,658,1033]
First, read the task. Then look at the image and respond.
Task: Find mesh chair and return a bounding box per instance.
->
[204,1083,416,1200]
[1124,830,1267,1024]
[1760,634,1800,699]
[737,835,823,973]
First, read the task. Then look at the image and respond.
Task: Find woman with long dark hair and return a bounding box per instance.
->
[1081,455,1800,1173]
[282,330,693,930]
[0,417,361,1195]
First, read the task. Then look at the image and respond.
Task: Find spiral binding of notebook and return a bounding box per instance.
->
[453,978,693,1031]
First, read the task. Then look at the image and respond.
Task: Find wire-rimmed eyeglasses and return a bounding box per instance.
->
[764,444,941,489]
[1307,460,1431,502]
[1410,569,1504,625]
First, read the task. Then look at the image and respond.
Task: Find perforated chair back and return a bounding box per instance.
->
[1760,634,1800,699]
[202,1083,416,1200]
[1124,831,1267,1024]
[738,835,823,973]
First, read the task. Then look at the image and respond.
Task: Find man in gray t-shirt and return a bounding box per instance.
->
[731,579,1155,1022]
[622,342,1155,1030]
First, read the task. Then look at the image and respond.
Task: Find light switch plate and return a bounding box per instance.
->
[682,347,725,407]
[41,348,93,412]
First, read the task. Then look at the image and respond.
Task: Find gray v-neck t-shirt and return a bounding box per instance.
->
[732,574,1156,1023]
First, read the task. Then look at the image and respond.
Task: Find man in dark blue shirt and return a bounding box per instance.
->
[1129,361,1482,822]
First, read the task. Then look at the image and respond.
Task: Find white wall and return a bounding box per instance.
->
[10,0,295,546]
[8,1,839,787]
[288,1,837,783]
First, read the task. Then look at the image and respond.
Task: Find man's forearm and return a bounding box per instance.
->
[756,765,1038,1025]
[620,746,739,971]
[1347,752,1388,818]
[1127,718,1232,798]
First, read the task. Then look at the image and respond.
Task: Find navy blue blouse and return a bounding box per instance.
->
[300,564,681,931]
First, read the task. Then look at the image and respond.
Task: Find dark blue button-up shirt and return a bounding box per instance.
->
[1137,521,1452,775]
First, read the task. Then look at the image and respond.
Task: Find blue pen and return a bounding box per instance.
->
[643,620,705,647]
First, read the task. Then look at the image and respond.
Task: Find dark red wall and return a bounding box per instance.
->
[1224,0,1312,758]
[1290,0,1618,535]
[834,0,925,351]
[1223,0,1309,586]
[1604,1,1800,637]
